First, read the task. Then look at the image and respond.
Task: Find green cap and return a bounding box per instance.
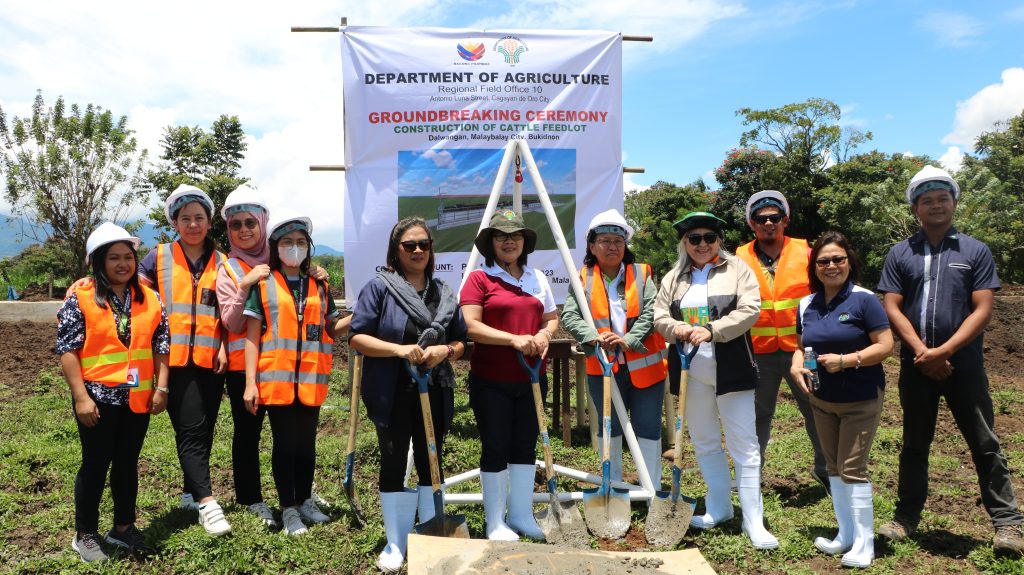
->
[672,211,726,237]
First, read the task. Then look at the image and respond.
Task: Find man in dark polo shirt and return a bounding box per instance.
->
[876,165,1024,554]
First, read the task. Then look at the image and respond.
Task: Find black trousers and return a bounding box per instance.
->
[166,365,224,501]
[74,399,150,533]
[267,402,320,507]
[469,373,546,472]
[226,372,267,505]
[895,362,1023,527]
[375,378,448,493]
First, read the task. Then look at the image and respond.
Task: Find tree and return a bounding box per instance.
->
[146,115,248,249]
[967,109,1024,199]
[0,91,148,275]
[624,180,710,278]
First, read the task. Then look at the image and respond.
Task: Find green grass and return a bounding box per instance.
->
[2,370,1024,574]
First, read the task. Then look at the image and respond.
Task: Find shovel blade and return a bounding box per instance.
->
[582,486,632,539]
[536,499,589,547]
[644,490,696,547]
[342,454,366,526]
[414,513,470,539]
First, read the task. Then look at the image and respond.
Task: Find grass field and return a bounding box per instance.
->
[2,354,1024,574]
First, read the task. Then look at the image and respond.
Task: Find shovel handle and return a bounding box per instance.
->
[519,351,556,484]
[673,342,697,471]
[346,354,363,455]
[595,348,619,464]
[405,361,443,492]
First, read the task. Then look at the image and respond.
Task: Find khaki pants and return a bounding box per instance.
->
[810,390,884,483]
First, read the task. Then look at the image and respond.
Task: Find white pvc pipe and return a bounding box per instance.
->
[459,142,519,290]
[536,460,647,493]
[441,468,481,489]
[443,491,653,505]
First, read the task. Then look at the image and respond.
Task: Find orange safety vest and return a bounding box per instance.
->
[736,237,811,354]
[76,284,161,414]
[220,258,252,372]
[256,271,333,406]
[581,263,668,388]
[154,242,225,368]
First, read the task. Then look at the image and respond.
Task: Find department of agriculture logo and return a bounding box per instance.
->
[457,40,485,62]
[838,312,851,323]
[495,36,528,64]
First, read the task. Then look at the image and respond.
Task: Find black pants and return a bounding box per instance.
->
[74,399,150,533]
[895,362,1023,527]
[375,378,448,492]
[267,402,320,507]
[469,373,546,472]
[226,372,266,505]
[166,365,224,501]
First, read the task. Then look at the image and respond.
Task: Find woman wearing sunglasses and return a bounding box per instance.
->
[349,216,466,571]
[460,210,558,542]
[561,209,668,491]
[653,211,778,549]
[790,232,892,568]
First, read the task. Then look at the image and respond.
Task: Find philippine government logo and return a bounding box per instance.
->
[457,40,485,62]
[495,36,527,64]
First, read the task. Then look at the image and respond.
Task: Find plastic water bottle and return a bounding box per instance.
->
[803,347,821,392]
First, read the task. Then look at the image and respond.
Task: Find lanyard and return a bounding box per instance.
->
[110,289,131,343]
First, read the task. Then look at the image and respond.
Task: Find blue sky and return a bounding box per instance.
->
[1,1,1022,250]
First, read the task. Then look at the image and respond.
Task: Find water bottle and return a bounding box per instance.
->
[803,347,821,392]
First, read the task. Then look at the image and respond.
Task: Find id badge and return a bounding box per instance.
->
[122,367,140,388]
[306,324,322,342]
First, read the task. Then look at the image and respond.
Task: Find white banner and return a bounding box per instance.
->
[341,27,622,302]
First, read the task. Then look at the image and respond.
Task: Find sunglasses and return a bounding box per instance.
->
[686,232,719,246]
[752,213,784,225]
[400,239,433,253]
[493,232,525,243]
[229,218,259,231]
[815,255,849,268]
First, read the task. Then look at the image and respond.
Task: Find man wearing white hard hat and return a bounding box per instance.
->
[736,191,827,492]
[876,166,1024,554]
[561,209,668,491]
[57,222,170,561]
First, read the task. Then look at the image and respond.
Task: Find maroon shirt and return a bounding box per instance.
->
[460,267,553,382]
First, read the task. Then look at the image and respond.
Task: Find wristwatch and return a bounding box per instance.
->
[155,386,170,394]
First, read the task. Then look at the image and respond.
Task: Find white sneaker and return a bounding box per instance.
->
[299,498,331,524]
[247,501,278,529]
[282,507,308,536]
[311,489,332,508]
[198,501,232,536]
[180,493,198,510]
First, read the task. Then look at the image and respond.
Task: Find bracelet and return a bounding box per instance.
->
[446,345,455,359]
[155,386,170,394]
[856,350,862,369]
[839,354,845,371]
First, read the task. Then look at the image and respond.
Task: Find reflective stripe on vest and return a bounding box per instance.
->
[155,243,225,368]
[581,263,668,388]
[736,238,811,354]
[222,258,252,372]
[77,284,161,414]
[256,272,333,406]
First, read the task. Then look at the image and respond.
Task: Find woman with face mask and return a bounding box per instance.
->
[242,210,348,536]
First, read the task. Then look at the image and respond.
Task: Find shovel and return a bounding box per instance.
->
[405,361,470,539]
[583,348,632,539]
[341,353,367,526]
[516,351,588,546]
[645,341,699,547]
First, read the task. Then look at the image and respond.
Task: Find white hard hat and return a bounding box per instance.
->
[86,222,141,264]
[268,209,313,242]
[587,208,634,241]
[164,184,216,222]
[221,185,268,220]
[906,165,960,204]
[746,190,790,221]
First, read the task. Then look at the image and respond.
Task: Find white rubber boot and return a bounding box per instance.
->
[738,464,779,550]
[481,470,518,541]
[690,451,735,529]
[841,482,874,568]
[506,464,544,539]
[815,476,853,555]
[637,437,664,492]
[377,490,418,573]
[417,485,435,523]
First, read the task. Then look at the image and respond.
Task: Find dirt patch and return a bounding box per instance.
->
[0,320,59,396]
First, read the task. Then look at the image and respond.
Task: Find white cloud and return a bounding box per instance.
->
[918,11,982,47]
[939,146,964,173]
[422,150,456,168]
[942,68,1024,147]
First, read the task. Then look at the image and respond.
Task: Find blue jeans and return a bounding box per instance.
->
[588,363,664,441]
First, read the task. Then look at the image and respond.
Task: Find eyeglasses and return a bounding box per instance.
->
[493,232,525,243]
[279,239,309,249]
[752,213,784,225]
[595,239,625,248]
[399,239,433,253]
[686,232,719,246]
[229,218,259,231]
[815,255,849,268]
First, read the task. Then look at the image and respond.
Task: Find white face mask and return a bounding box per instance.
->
[278,245,307,268]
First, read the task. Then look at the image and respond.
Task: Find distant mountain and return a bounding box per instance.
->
[316,244,344,257]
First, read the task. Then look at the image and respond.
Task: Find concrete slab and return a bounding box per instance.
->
[0,301,60,323]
